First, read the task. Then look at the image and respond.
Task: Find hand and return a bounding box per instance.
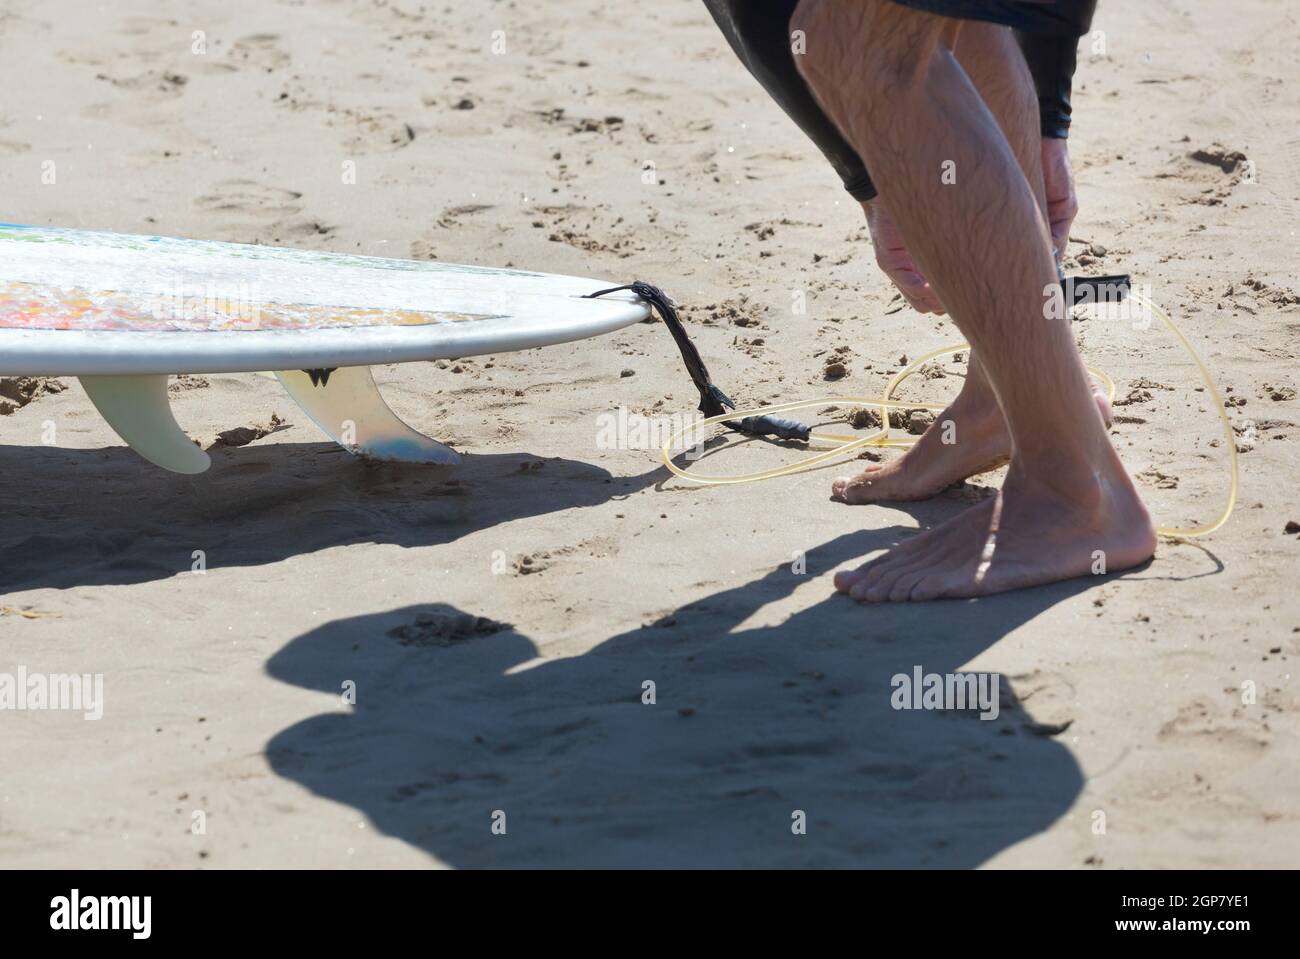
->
[1040,136,1078,266]
[862,198,946,315]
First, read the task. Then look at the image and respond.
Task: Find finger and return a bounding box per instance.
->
[901,286,946,316]
[875,244,922,275]
[877,257,927,293]
[1048,212,1074,265]
[887,267,946,315]
[899,282,944,314]
[912,286,946,315]
[1045,194,1077,265]
[1050,223,1067,265]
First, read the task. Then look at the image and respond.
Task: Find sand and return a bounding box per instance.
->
[1,0,1297,868]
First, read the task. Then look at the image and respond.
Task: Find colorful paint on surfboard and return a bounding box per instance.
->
[0,278,489,334]
[0,225,648,375]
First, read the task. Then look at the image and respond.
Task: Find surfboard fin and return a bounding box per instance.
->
[274,366,460,465]
[79,374,211,474]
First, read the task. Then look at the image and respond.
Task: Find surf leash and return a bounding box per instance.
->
[586,277,1238,540]
[584,281,811,441]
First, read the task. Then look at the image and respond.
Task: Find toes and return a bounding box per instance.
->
[860,551,927,602]
[831,470,882,505]
[852,542,930,601]
[864,566,910,603]
[1087,374,1114,428]
[847,560,888,600]
[833,546,897,593]
[897,552,973,600]
[846,531,936,594]
[833,566,868,593]
[907,575,946,602]
[908,556,988,601]
[835,502,993,602]
[905,557,980,600]
[864,544,946,602]
[849,559,893,600]
[834,519,956,596]
[887,567,932,602]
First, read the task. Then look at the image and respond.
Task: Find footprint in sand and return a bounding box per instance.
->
[112,14,179,36]
[229,33,290,71]
[193,178,304,221]
[329,106,420,155]
[1157,697,1270,753]
[1172,142,1252,206]
[93,69,190,100]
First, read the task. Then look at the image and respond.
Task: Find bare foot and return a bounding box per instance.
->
[832,463,1156,602]
[831,375,1112,504]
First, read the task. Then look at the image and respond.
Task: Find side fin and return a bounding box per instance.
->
[274,366,460,465]
[79,375,211,474]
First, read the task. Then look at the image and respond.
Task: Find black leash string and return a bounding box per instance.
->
[584,281,811,441]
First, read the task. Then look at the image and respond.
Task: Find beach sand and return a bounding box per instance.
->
[1,0,1297,867]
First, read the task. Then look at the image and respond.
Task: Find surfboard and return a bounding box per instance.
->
[0,224,649,473]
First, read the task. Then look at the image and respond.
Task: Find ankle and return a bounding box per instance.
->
[947,388,1005,435]
[1005,456,1107,514]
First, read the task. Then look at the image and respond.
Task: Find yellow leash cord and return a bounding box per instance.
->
[659,290,1237,540]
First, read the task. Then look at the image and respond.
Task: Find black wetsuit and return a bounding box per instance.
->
[702,0,1097,202]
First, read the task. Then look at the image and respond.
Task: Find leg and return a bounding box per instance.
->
[790,0,1153,600]
[834,21,1109,504]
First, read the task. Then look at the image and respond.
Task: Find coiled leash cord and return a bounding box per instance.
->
[585,279,1237,540]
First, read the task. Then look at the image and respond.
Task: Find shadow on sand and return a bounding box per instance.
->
[265,529,1095,868]
[6,441,1119,866]
[0,441,663,592]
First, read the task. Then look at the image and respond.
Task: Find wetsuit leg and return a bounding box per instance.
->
[703,2,1097,201]
[702,0,877,201]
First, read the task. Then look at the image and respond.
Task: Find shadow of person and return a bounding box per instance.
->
[0,441,666,592]
[265,528,1093,868]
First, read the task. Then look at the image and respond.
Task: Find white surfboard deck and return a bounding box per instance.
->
[0,224,648,375]
[0,225,651,472]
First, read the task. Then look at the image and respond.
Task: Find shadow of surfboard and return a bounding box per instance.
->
[0,442,675,592]
[0,431,1001,594]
